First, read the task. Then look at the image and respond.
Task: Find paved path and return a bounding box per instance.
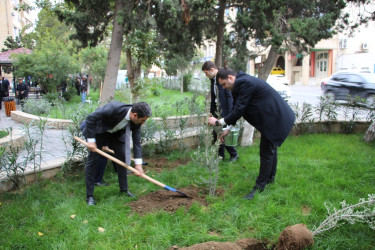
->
[0,103,70,169]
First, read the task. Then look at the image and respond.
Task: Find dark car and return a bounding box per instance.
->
[320,72,375,106]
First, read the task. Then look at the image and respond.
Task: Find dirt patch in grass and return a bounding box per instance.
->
[128,186,209,214]
[143,157,190,173]
[170,238,273,249]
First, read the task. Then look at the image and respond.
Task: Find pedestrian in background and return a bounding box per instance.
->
[81,76,87,103]
[16,77,29,107]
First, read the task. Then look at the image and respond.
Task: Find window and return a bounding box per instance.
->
[317,52,328,72]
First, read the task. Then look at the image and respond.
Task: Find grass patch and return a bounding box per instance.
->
[0,134,374,249]
[44,88,205,119]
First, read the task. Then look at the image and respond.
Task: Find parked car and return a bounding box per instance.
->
[267,74,291,102]
[270,67,285,75]
[320,71,375,106]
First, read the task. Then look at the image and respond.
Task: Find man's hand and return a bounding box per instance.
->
[134,164,145,176]
[102,146,114,154]
[220,129,230,143]
[208,117,218,126]
[86,142,97,152]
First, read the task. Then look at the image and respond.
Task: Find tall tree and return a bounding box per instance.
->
[153,0,215,92]
[1,37,23,52]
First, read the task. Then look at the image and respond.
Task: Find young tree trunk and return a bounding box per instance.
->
[180,67,184,94]
[126,43,142,103]
[99,0,125,104]
[214,0,226,68]
[258,45,279,81]
[363,121,375,142]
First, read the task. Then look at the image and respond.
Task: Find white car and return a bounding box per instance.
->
[266,74,291,102]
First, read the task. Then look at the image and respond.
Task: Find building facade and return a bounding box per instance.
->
[0,0,34,52]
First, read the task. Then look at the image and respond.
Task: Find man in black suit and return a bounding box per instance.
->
[202,61,239,162]
[82,101,152,205]
[208,68,295,200]
[1,76,10,97]
[16,78,29,106]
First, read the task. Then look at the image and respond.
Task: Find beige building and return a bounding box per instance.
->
[0,0,34,52]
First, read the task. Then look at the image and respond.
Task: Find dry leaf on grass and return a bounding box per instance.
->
[70,214,76,219]
[38,232,44,236]
[98,227,105,232]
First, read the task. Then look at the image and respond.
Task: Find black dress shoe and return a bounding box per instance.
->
[229,155,239,162]
[94,182,110,186]
[243,187,263,200]
[120,190,136,198]
[86,196,96,205]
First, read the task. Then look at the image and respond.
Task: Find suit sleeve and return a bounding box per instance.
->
[224,79,255,125]
[85,103,117,139]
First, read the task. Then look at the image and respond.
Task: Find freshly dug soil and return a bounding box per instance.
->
[171,238,272,250]
[278,223,314,250]
[127,186,208,215]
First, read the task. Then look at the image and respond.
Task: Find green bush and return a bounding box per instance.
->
[22,98,51,116]
[183,71,192,92]
[62,87,75,101]
[42,92,59,104]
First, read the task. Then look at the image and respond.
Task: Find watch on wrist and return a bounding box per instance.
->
[215,120,220,126]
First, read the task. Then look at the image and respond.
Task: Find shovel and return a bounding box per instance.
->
[74,136,190,198]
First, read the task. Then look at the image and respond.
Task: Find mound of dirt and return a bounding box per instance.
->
[170,238,272,250]
[278,223,314,250]
[127,186,208,215]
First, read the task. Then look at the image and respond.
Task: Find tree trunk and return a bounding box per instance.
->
[126,42,142,103]
[363,121,375,142]
[99,0,125,104]
[214,0,226,68]
[180,68,184,94]
[258,45,279,81]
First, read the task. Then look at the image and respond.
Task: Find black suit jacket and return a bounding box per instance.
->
[224,71,295,147]
[83,101,143,158]
[210,77,234,118]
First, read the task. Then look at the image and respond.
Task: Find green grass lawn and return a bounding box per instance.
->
[0,134,374,249]
[45,88,205,119]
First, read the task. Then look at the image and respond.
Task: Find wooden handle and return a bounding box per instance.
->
[74,136,166,189]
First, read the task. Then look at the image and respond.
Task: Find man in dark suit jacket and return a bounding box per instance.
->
[16,78,29,106]
[202,61,239,162]
[208,68,295,200]
[82,101,152,205]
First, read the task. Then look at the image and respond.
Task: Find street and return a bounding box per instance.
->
[289,84,322,106]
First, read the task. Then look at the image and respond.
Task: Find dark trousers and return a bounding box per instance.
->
[255,134,278,190]
[95,155,108,183]
[85,131,128,196]
[212,130,238,158]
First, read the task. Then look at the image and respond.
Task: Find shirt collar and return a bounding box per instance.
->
[126,108,131,121]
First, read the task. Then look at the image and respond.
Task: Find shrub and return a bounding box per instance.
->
[62,87,75,101]
[22,98,51,116]
[183,71,192,92]
[43,92,60,104]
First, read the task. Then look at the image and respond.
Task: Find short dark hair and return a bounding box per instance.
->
[202,61,217,71]
[132,102,152,118]
[216,67,236,80]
